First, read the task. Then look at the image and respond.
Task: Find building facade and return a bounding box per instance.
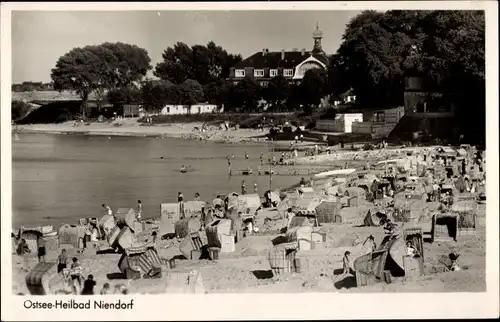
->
[316,113,364,133]
[228,24,329,86]
[160,104,219,115]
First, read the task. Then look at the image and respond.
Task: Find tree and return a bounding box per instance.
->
[154,41,242,85]
[141,80,171,113]
[177,79,205,106]
[331,10,413,108]
[231,76,261,112]
[51,42,151,119]
[263,75,291,111]
[51,46,103,119]
[300,69,328,114]
[107,87,142,107]
[416,11,485,141]
[12,100,31,121]
[100,42,152,89]
[331,10,485,115]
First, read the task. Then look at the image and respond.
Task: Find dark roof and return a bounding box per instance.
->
[234,51,328,69]
[312,53,329,66]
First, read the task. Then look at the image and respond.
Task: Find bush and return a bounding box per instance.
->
[138,112,301,127]
[319,107,337,120]
[11,100,31,121]
[17,101,81,124]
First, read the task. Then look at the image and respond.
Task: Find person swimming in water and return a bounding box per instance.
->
[180,164,187,173]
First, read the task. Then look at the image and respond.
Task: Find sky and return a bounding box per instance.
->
[11,10,361,83]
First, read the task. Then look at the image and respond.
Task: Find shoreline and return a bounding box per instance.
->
[12,122,328,150]
[13,122,266,144]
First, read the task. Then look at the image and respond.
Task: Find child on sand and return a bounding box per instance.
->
[17,238,30,256]
[114,284,129,294]
[100,283,110,295]
[405,241,419,258]
[57,249,68,273]
[70,257,84,295]
[336,251,352,280]
[81,274,96,295]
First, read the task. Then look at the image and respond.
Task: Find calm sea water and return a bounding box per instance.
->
[12,133,318,229]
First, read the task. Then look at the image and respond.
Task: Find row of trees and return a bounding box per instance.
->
[12,81,53,92]
[49,10,484,119]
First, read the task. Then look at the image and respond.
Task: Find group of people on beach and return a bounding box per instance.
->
[55,249,129,295]
[14,232,47,264]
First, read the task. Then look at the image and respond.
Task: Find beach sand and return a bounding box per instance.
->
[14,119,270,143]
[10,125,486,294]
[12,205,486,294]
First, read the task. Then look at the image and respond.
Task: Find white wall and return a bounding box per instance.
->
[316,113,363,133]
[343,113,363,133]
[160,104,219,115]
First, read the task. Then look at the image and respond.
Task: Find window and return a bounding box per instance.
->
[374,112,385,122]
[235,69,245,77]
[254,69,264,77]
[270,69,278,77]
[284,69,294,77]
[167,107,170,113]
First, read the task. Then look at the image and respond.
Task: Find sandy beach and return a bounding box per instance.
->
[14,119,272,144]
[11,139,487,295]
[12,204,486,294]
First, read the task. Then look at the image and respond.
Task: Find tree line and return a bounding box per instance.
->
[46,10,484,122]
[12,82,54,92]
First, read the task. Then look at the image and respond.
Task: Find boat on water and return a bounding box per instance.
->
[180,165,193,173]
[180,164,188,173]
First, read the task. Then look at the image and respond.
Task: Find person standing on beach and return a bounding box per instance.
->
[342,251,351,275]
[178,192,185,219]
[57,249,68,273]
[241,180,247,195]
[136,200,142,221]
[245,151,249,160]
[260,153,264,165]
[70,257,84,295]
[37,235,46,263]
[102,204,114,223]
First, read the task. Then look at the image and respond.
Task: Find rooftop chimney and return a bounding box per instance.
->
[262,48,266,56]
[281,50,285,60]
[301,48,306,56]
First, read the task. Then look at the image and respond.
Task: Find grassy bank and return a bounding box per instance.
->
[138,112,318,129]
